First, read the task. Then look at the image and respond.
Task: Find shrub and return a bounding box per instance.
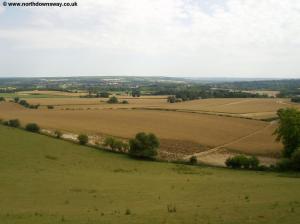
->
[248,156,260,169]
[54,130,62,138]
[167,96,176,103]
[78,134,88,145]
[8,119,20,128]
[291,149,300,171]
[25,123,40,132]
[14,97,20,103]
[276,158,293,171]
[225,155,259,169]
[129,132,159,159]
[19,100,29,107]
[189,156,197,165]
[99,92,110,98]
[121,100,129,104]
[0,97,5,102]
[107,96,118,104]
[103,137,128,152]
[47,105,54,109]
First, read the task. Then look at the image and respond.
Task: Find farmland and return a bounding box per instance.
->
[2,89,300,166]
[1,125,300,224]
[0,95,286,166]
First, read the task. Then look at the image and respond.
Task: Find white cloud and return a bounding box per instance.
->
[0,0,300,76]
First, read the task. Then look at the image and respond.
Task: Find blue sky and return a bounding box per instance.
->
[0,0,300,78]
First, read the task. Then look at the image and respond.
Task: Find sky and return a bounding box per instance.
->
[0,0,300,78]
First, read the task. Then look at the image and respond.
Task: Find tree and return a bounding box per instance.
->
[132,89,141,97]
[291,149,300,171]
[78,134,88,145]
[25,123,40,132]
[189,156,197,165]
[129,132,159,159]
[107,96,118,104]
[167,96,176,103]
[274,108,300,157]
[99,92,110,98]
[14,97,20,103]
[8,119,20,128]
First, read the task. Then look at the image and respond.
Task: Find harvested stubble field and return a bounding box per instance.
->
[0,102,282,160]
[1,125,300,224]
[25,96,300,120]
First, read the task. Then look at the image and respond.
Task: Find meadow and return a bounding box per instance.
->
[1,125,300,224]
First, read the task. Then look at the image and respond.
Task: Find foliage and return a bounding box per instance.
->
[47,105,54,109]
[77,134,88,145]
[8,119,21,128]
[121,100,129,104]
[98,92,110,98]
[225,155,260,170]
[274,108,300,157]
[132,89,141,97]
[291,97,300,103]
[189,156,197,165]
[276,158,293,171]
[103,137,128,152]
[167,96,176,103]
[54,130,62,139]
[25,123,40,132]
[18,99,39,109]
[14,97,20,103]
[107,96,119,104]
[291,149,300,171]
[0,97,5,102]
[129,132,159,159]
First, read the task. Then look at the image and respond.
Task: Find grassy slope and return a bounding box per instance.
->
[0,126,300,224]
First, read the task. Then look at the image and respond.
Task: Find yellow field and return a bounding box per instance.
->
[18,90,87,97]
[0,102,282,158]
[23,96,300,120]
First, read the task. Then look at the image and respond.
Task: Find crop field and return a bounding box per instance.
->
[0,101,282,160]
[1,125,300,224]
[22,95,300,120]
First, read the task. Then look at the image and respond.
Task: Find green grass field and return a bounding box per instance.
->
[0,125,300,224]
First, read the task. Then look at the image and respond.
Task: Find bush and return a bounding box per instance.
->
[167,96,176,103]
[19,100,29,107]
[78,134,88,145]
[54,130,62,138]
[291,149,300,171]
[189,156,197,165]
[248,156,260,169]
[8,119,20,128]
[225,155,260,169]
[25,123,40,132]
[107,96,118,104]
[99,92,110,98]
[47,105,54,109]
[14,97,20,103]
[276,158,293,171]
[129,132,159,159]
[121,100,129,104]
[103,137,128,152]
[0,97,5,102]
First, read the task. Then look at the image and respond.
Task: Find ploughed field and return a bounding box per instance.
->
[1,125,300,224]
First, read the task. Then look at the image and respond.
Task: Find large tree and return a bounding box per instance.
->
[274,108,300,157]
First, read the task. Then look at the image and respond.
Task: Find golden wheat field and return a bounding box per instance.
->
[0,101,282,158]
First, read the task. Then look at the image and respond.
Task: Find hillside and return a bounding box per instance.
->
[0,125,300,223]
